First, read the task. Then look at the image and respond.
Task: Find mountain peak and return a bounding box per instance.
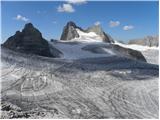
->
[60,21,81,40]
[2,23,53,57]
[24,23,34,29]
[66,21,77,27]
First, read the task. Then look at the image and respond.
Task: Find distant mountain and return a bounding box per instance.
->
[128,35,159,47]
[60,21,114,43]
[2,23,61,57]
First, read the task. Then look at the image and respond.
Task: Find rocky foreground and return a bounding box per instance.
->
[1,45,159,118]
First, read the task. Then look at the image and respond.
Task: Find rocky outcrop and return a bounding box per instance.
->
[2,23,58,57]
[111,44,146,62]
[86,25,114,43]
[128,35,159,47]
[60,21,84,40]
[82,44,146,62]
[60,21,114,43]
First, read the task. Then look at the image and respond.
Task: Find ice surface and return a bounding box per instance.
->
[1,40,159,118]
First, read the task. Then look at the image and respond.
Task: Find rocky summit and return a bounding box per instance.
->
[2,23,54,57]
[60,21,83,40]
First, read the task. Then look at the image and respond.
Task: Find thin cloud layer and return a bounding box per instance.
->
[14,14,29,22]
[123,25,134,30]
[57,4,75,13]
[109,20,120,27]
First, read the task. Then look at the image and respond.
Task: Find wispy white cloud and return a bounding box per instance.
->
[66,0,87,5]
[57,4,75,13]
[94,21,101,26]
[123,25,134,31]
[109,20,120,27]
[14,14,29,22]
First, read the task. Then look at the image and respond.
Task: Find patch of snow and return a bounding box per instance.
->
[70,29,103,42]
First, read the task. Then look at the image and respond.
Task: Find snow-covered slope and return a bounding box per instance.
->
[49,41,114,59]
[74,29,103,42]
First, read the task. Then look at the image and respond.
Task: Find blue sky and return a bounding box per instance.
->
[1,1,159,43]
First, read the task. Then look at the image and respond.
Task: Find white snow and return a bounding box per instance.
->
[68,29,103,42]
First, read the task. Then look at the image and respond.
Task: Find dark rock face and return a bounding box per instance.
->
[128,36,159,47]
[60,21,83,40]
[86,25,114,43]
[111,44,146,62]
[60,21,114,43]
[2,23,54,57]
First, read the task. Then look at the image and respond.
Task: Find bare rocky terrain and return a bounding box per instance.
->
[1,43,159,118]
